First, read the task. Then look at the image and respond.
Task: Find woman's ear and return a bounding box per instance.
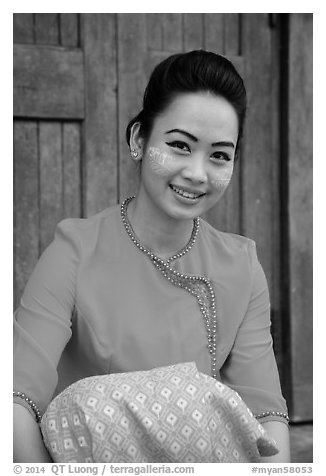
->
[129,122,144,160]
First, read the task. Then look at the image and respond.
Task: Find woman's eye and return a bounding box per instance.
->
[211,152,231,162]
[166,141,190,153]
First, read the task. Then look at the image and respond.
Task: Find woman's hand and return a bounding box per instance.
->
[13,404,52,463]
[260,421,291,462]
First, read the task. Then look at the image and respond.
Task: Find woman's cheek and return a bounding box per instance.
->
[147,147,180,176]
[209,163,234,195]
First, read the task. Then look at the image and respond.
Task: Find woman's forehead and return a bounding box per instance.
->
[154,92,239,142]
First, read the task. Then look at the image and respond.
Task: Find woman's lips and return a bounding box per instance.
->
[169,184,206,200]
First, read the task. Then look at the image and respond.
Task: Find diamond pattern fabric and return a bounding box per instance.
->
[40,362,278,463]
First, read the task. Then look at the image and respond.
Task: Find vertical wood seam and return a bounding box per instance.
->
[115,13,120,204]
[79,14,87,217]
[279,13,292,415]
[58,14,62,46]
[13,125,16,306]
[238,13,242,55]
[32,14,36,44]
[201,14,205,50]
[36,120,41,257]
[78,121,84,218]
[60,122,64,216]
[238,143,244,236]
[181,14,185,51]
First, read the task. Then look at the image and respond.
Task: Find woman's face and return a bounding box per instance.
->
[135,92,239,222]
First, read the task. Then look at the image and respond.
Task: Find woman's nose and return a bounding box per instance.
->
[181,155,208,184]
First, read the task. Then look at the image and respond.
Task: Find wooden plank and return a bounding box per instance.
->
[183,14,204,50]
[118,13,147,201]
[241,14,279,286]
[224,14,240,55]
[13,44,84,119]
[35,13,59,45]
[162,13,183,51]
[13,13,34,44]
[39,122,63,253]
[63,123,82,218]
[204,14,224,53]
[82,14,118,215]
[13,121,39,308]
[60,13,79,47]
[146,13,163,50]
[241,14,283,381]
[288,13,313,421]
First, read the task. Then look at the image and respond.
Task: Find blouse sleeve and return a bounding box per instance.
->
[13,219,80,416]
[220,241,289,425]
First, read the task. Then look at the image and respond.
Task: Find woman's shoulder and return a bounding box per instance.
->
[49,204,122,255]
[199,217,256,256]
[55,204,120,236]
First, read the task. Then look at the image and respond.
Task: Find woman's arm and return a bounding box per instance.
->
[14,220,80,462]
[14,404,52,463]
[260,421,291,462]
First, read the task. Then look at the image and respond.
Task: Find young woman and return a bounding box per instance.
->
[13,50,290,462]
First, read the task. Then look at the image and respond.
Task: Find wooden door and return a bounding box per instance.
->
[14,14,118,307]
[13,13,312,422]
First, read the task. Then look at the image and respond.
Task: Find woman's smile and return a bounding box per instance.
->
[169,184,206,202]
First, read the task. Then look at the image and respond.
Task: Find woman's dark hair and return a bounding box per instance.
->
[126,49,247,154]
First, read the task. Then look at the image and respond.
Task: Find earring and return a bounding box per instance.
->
[131,148,142,161]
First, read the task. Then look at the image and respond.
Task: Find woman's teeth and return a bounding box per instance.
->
[170,185,204,199]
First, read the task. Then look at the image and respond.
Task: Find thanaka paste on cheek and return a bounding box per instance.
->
[147,147,179,176]
[209,162,234,194]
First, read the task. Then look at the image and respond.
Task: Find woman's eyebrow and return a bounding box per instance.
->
[165,129,234,148]
[165,129,198,142]
[211,140,235,148]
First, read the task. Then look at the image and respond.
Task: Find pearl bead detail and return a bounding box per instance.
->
[255,411,290,423]
[13,390,42,423]
[121,196,218,380]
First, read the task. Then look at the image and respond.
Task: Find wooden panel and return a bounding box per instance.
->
[183,14,204,50]
[204,14,224,53]
[288,13,313,421]
[63,123,82,218]
[241,14,283,385]
[35,13,59,45]
[13,13,34,44]
[224,14,240,55]
[60,13,79,47]
[82,14,118,215]
[14,121,39,308]
[146,14,163,50]
[39,122,63,253]
[162,14,183,51]
[118,13,147,200]
[241,14,280,288]
[13,44,84,119]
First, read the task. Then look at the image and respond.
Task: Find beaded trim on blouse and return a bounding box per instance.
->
[120,196,218,379]
[13,390,42,423]
[255,411,290,423]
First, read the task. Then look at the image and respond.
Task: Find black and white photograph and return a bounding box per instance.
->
[12,12,313,467]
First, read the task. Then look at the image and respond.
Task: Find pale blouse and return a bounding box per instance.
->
[13,202,288,424]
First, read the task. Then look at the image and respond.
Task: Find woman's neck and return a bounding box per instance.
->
[126,195,195,261]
